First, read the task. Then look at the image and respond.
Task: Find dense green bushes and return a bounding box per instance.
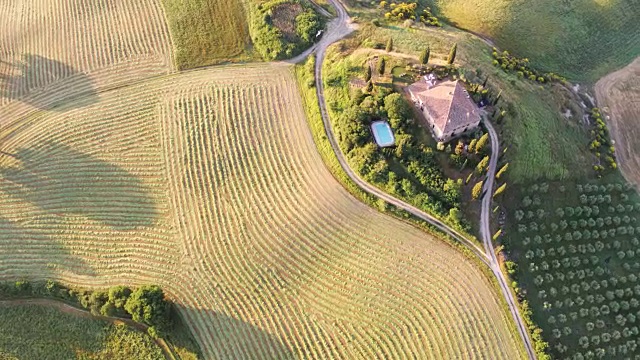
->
[328,70,466,228]
[491,48,565,84]
[378,1,441,27]
[0,281,173,337]
[250,0,324,60]
[589,108,617,173]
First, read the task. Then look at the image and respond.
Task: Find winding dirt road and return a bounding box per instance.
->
[481,120,535,359]
[303,1,536,358]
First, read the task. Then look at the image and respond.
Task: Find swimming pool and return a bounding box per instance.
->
[371,121,395,147]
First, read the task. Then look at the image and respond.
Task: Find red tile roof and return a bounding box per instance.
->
[406,80,480,135]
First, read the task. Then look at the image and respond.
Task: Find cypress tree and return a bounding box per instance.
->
[475,133,489,154]
[496,163,509,179]
[447,43,457,65]
[364,65,372,82]
[366,80,374,93]
[472,181,484,200]
[468,138,478,153]
[465,172,473,185]
[386,38,393,52]
[378,57,386,75]
[482,76,488,88]
[493,90,502,105]
[476,155,490,174]
[496,109,506,123]
[493,183,507,197]
[419,47,430,65]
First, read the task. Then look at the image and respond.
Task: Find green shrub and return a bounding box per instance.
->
[250,0,323,60]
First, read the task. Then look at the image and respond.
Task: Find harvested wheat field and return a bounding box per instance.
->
[595,57,640,187]
[0,0,173,107]
[0,62,525,359]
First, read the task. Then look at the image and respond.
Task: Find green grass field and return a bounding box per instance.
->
[427,0,640,82]
[161,0,324,68]
[0,303,163,360]
[161,0,254,69]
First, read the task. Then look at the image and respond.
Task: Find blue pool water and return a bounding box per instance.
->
[371,121,395,147]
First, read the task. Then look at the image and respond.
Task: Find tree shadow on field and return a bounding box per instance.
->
[0,140,158,231]
[0,214,96,280]
[0,54,98,110]
[175,306,296,359]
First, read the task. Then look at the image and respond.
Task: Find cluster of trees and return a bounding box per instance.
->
[251,0,323,60]
[419,8,441,27]
[0,281,173,337]
[378,1,441,26]
[518,299,551,359]
[588,108,617,172]
[577,182,633,193]
[491,48,565,84]
[455,132,489,165]
[507,182,640,358]
[332,75,465,227]
[380,1,417,21]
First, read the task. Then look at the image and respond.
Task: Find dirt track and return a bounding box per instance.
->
[594,57,640,187]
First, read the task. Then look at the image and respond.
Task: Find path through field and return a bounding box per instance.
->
[595,57,640,188]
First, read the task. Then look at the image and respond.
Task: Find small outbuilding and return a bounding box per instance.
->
[406,78,481,142]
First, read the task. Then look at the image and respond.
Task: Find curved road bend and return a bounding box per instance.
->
[299,0,488,264]
[481,120,535,359]
[302,0,536,358]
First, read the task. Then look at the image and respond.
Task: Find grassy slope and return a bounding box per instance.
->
[161,0,255,69]
[351,22,592,182]
[0,303,163,360]
[428,0,640,82]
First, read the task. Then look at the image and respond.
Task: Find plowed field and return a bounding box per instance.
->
[595,57,640,187]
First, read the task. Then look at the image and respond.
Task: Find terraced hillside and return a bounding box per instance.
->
[0,0,173,106]
[0,62,525,358]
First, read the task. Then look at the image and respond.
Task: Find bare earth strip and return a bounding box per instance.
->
[0,62,524,359]
[595,57,640,187]
[0,0,173,107]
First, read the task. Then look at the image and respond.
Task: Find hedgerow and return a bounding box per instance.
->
[0,281,173,337]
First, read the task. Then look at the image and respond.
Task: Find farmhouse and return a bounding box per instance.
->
[406,78,481,142]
